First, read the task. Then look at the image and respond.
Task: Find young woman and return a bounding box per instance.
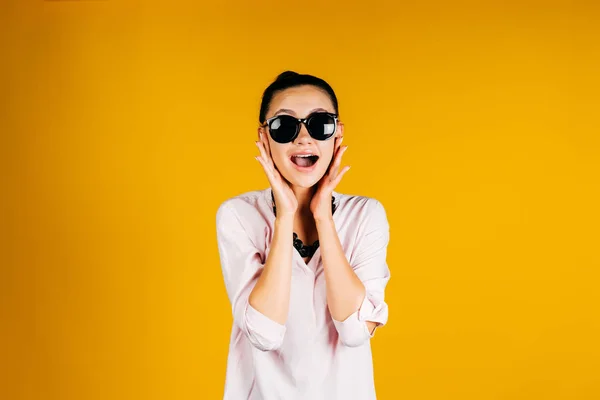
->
[216,71,391,400]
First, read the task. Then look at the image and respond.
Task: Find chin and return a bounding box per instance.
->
[285,171,326,188]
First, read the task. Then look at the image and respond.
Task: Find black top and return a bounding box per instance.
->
[271,190,337,258]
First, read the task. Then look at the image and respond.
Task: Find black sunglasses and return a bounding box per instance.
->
[260,112,338,144]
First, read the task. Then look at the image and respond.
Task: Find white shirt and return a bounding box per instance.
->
[216,187,391,399]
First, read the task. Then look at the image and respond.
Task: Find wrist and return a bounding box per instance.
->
[314,214,334,224]
[275,213,295,225]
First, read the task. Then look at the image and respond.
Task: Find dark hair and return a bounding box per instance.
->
[258,71,339,124]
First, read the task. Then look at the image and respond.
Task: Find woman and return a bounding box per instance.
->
[216,71,391,400]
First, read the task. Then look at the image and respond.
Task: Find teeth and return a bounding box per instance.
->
[293,154,315,158]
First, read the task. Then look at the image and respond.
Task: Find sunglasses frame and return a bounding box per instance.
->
[260,112,339,143]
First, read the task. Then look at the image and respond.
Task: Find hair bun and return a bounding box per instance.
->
[275,70,300,81]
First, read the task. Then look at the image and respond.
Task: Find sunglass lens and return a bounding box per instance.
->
[308,113,336,140]
[269,115,298,143]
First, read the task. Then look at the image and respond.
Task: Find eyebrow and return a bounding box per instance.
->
[271,107,331,118]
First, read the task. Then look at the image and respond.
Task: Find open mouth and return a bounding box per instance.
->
[290,154,319,168]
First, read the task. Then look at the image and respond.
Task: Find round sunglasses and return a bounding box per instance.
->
[260,112,338,144]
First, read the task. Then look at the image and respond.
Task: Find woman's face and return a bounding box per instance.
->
[259,85,344,189]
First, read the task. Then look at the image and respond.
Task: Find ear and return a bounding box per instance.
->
[336,121,344,139]
[334,122,344,149]
[257,126,264,141]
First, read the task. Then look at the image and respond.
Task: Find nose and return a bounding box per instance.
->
[294,122,313,145]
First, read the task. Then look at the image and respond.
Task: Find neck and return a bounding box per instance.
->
[291,185,317,215]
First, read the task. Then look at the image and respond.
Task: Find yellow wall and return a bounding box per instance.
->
[2,1,599,399]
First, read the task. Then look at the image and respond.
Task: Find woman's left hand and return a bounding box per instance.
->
[310,136,350,221]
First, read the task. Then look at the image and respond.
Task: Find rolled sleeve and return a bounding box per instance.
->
[333,199,391,347]
[333,291,389,347]
[245,303,287,351]
[216,201,286,352]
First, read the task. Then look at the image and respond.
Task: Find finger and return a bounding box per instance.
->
[329,145,348,179]
[325,139,343,174]
[255,140,274,174]
[255,155,277,186]
[333,136,343,160]
[256,148,284,186]
[331,165,351,188]
[255,155,270,176]
[260,131,275,170]
[337,135,344,151]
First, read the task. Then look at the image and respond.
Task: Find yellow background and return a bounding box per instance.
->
[2,0,599,399]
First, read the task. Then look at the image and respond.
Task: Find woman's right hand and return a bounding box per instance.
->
[255,131,298,217]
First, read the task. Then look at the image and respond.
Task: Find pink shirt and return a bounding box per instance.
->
[216,187,391,400]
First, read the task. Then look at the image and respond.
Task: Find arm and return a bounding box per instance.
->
[248,212,294,325]
[316,199,391,347]
[315,215,370,324]
[216,201,294,351]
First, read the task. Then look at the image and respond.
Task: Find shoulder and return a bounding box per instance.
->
[216,188,269,230]
[335,192,389,237]
[337,191,387,219]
